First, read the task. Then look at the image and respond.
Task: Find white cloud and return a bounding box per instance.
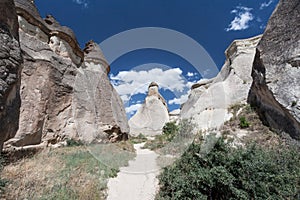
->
[226,6,254,31]
[168,80,196,105]
[168,94,189,105]
[72,0,89,8]
[187,72,196,77]
[260,24,266,30]
[125,103,142,115]
[231,9,238,14]
[110,67,188,104]
[260,0,273,10]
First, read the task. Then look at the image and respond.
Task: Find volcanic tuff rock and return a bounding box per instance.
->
[74,40,129,143]
[248,0,300,140]
[129,82,169,136]
[3,0,129,148]
[0,0,22,149]
[181,35,261,131]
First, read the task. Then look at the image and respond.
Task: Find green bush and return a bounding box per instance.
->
[239,116,250,128]
[129,133,148,144]
[66,138,84,147]
[144,120,196,151]
[144,122,179,150]
[162,122,179,142]
[157,138,300,200]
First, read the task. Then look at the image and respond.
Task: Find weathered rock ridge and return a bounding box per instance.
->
[248,0,300,140]
[181,35,261,131]
[0,0,22,149]
[129,82,169,136]
[2,0,129,149]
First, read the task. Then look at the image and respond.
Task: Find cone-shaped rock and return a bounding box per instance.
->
[129,82,169,136]
[4,3,129,148]
[83,40,110,74]
[72,41,129,142]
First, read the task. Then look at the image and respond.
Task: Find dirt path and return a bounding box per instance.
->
[107,143,160,200]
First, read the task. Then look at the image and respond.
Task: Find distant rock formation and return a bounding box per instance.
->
[3,0,129,149]
[129,82,169,136]
[0,0,22,149]
[181,35,261,131]
[169,109,180,122]
[248,0,300,140]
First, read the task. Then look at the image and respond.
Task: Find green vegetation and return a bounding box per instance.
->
[291,101,297,107]
[239,116,250,128]
[41,148,118,200]
[157,137,300,200]
[162,122,180,142]
[144,121,179,150]
[0,143,135,200]
[223,103,283,147]
[66,138,84,147]
[144,119,194,151]
[129,133,148,144]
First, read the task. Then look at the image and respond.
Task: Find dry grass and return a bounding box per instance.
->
[223,104,284,147]
[0,141,135,200]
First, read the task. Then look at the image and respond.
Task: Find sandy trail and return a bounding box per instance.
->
[107,143,160,200]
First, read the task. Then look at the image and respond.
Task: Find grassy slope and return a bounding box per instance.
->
[0,141,135,200]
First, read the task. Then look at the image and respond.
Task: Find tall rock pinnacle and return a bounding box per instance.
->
[3,0,129,149]
[129,82,169,136]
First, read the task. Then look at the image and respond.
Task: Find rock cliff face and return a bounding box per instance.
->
[0,0,22,149]
[129,82,169,136]
[3,0,128,148]
[248,0,300,140]
[181,35,261,131]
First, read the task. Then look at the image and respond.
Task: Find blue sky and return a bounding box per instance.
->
[35,0,278,118]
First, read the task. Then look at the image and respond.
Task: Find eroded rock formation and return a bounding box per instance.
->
[0,0,22,149]
[248,0,300,140]
[129,82,169,136]
[3,0,129,148]
[73,40,129,143]
[181,35,261,131]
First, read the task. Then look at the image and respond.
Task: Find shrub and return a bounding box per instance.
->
[144,119,196,151]
[66,138,84,147]
[129,134,148,144]
[162,122,179,142]
[177,119,195,138]
[157,138,300,200]
[239,116,250,128]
